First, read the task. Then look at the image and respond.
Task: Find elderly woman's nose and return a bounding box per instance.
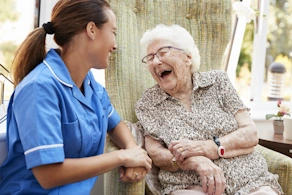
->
[152,55,162,65]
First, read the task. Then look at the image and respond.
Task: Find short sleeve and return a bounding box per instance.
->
[13,81,64,170]
[107,102,120,131]
[217,71,248,115]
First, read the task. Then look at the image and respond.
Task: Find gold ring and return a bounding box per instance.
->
[133,172,139,177]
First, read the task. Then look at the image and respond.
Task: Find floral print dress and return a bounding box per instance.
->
[135,70,283,195]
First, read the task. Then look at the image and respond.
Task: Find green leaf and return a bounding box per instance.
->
[265,114,275,120]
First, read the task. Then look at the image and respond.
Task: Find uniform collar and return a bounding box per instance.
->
[43,49,74,88]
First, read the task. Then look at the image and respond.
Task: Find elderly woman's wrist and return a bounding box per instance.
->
[204,140,220,159]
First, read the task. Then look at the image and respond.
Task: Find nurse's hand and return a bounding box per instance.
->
[118,167,146,183]
[120,146,152,172]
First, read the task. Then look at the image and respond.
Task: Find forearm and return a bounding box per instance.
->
[150,148,175,171]
[210,110,258,159]
[176,110,259,160]
[32,150,125,189]
[145,136,178,172]
[108,121,137,149]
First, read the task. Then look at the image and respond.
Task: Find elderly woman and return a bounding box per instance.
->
[135,24,283,195]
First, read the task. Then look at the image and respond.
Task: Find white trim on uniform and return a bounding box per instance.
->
[43,60,73,88]
[24,144,64,155]
[108,105,114,118]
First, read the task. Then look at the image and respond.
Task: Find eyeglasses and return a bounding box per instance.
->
[141,46,184,64]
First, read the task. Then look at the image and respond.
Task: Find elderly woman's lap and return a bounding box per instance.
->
[169,186,206,195]
[169,185,279,195]
[249,186,280,195]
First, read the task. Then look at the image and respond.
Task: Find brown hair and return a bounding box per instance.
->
[11,0,110,87]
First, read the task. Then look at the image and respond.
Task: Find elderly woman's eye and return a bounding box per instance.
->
[147,55,154,61]
[158,51,168,57]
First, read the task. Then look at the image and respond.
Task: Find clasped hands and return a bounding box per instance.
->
[169,140,226,195]
[118,145,152,183]
[118,166,147,183]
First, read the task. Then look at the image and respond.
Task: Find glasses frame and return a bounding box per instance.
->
[141,46,184,64]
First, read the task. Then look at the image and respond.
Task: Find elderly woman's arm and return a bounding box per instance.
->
[169,109,258,161]
[145,136,179,172]
[216,109,258,157]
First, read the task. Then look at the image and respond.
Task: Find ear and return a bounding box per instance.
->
[185,53,192,66]
[86,21,96,40]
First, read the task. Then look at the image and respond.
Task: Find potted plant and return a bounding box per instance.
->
[266,100,291,134]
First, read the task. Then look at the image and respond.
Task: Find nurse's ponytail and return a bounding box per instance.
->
[11,28,47,87]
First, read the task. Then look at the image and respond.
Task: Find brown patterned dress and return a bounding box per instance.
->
[135,70,283,195]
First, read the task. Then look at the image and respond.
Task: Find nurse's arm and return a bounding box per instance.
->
[107,121,138,149]
[32,142,151,189]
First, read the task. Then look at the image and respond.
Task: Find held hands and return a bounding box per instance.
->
[118,145,152,183]
[177,156,226,195]
[118,167,146,183]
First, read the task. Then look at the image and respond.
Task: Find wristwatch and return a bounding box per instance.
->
[213,136,225,158]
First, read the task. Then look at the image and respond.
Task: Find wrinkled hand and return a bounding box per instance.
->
[121,146,152,172]
[118,166,147,183]
[177,156,225,195]
[169,140,216,162]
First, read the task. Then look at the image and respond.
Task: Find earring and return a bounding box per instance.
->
[92,37,95,40]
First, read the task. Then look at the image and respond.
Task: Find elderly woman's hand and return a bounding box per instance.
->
[177,156,226,195]
[169,140,217,162]
[118,166,147,183]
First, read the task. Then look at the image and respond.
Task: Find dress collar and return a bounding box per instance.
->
[192,71,216,91]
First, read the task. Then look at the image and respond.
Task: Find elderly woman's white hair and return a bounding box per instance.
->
[140,24,201,73]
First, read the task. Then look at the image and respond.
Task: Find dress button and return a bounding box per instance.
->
[186,13,191,19]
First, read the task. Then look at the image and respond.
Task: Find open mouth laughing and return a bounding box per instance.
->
[158,70,172,78]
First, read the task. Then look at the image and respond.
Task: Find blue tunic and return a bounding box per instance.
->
[0,49,120,194]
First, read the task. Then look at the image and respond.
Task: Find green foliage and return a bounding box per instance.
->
[265,114,276,120]
[0,0,19,22]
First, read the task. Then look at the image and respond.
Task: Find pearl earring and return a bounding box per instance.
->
[92,37,95,40]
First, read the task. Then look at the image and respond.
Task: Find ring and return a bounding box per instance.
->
[179,148,183,152]
[133,172,139,177]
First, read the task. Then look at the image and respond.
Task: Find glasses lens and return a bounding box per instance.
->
[157,47,170,58]
[142,55,154,63]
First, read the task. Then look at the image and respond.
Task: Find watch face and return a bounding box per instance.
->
[219,146,224,155]
[218,146,225,157]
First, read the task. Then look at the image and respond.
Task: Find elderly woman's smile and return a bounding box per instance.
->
[158,69,172,78]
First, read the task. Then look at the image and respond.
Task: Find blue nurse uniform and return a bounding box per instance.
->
[0,49,121,194]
